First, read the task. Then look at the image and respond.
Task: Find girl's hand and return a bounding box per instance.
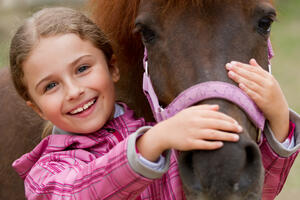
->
[225,59,289,142]
[137,105,242,162]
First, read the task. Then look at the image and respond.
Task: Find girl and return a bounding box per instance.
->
[10,7,241,199]
[10,7,299,200]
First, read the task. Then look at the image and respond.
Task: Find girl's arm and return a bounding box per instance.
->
[226,59,300,199]
[137,104,242,162]
[260,110,300,199]
[16,134,158,200]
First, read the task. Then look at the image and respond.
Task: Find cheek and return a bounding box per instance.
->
[87,73,115,92]
[38,96,63,118]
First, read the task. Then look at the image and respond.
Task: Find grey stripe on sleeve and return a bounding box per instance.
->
[264,109,300,157]
[127,126,171,179]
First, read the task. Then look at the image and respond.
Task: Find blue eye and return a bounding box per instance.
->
[77,65,89,73]
[45,82,57,92]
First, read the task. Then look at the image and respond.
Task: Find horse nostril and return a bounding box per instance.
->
[181,151,194,171]
[245,144,256,165]
[179,152,195,185]
[237,141,263,194]
[243,142,262,171]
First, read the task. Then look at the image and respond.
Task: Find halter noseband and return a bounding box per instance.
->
[143,39,274,143]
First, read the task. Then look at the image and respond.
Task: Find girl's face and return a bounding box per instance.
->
[23,34,119,134]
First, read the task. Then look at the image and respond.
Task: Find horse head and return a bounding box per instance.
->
[90,0,277,199]
[134,1,275,199]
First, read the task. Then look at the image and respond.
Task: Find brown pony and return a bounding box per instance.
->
[90,0,276,199]
[0,0,275,199]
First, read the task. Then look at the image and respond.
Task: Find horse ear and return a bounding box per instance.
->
[109,54,120,82]
[26,101,48,120]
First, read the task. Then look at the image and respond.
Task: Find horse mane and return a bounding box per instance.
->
[88,0,274,66]
[89,0,143,66]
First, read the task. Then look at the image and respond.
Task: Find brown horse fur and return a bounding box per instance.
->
[0,67,44,200]
[0,0,276,199]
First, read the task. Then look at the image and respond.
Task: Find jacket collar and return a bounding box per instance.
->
[52,103,126,135]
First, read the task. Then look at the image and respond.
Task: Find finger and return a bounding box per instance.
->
[228,70,264,95]
[232,60,261,70]
[198,129,240,142]
[230,58,270,78]
[193,109,240,125]
[248,58,271,79]
[190,104,219,111]
[239,83,263,105]
[227,60,268,78]
[249,58,260,67]
[190,140,224,150]
[194,118,243,133]
[226,63,266,87]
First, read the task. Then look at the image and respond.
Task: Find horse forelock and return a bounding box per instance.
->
[89,0,143,66]
[156,0,274,17]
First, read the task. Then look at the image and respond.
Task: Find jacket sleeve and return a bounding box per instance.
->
[24,128,170,200]
[260,109,300,200]
[127,126,171,179]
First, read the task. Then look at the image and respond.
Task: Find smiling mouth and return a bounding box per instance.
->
[69,98,97,115]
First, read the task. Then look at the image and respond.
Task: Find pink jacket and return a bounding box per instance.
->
[12,104,300,200]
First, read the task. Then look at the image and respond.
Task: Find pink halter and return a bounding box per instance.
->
[143,39,274,139]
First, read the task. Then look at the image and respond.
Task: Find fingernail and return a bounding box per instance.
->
[231,61,237,65]
[228,71,235,77]
[226,63,232,69]
[233,134,240,140]
[238,125,243,132]
[218,142,224,147]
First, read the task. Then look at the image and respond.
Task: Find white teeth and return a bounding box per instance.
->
[70,99,95,114]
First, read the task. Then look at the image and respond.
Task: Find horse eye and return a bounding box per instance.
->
[135,24,156,44]
[257,17,273,35]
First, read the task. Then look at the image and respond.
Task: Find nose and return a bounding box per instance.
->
[65,79,84,101]
[179,135,263,200]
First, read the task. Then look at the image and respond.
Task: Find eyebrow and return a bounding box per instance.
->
[35,54,93,92]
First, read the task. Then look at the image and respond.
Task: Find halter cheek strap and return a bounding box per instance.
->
[268,38,274,60]
[268,38,274,73]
